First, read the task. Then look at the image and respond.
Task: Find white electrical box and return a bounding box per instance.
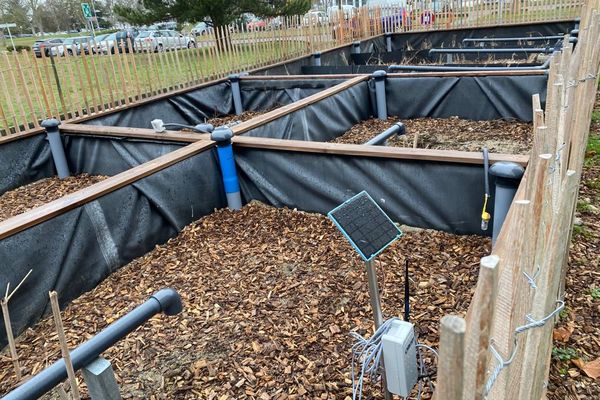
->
[382,320,418,397]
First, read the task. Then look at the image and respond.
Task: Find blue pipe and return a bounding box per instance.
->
[1,289,182,400]
[211,127,242,210]
[364,122,405,145]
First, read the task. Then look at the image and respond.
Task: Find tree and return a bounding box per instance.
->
[0,0,30,34]
[114,0,310,48]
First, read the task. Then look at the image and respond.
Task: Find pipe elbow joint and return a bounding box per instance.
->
[151,288,183,316]
[372,70,387,80]
[394,122,406,136]
[42,118,61,131]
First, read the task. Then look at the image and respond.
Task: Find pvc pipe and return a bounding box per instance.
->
[211,127,242,210]
[489,161,525,245]
[163,122,214,133]
[352,41,361,54]
[1,289,182,400]
[41,119,70,179]
[229,74,243,116]
[364,122,405,146]
[389,57,552,72]
[462,35,563,44]
[385,33,392,53]
[372,70,387,120]
[312,52,322,67]
[429,47,554,55]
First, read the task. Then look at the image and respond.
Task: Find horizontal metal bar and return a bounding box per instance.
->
[429,47,555,54]
[462,35,563,43]
[1,289,183,400]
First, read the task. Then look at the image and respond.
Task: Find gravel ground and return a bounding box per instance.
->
[331,117,532,154]
[0,202,490,399]
[0,174,108,222]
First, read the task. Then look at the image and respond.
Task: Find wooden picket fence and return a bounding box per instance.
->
[435,2,600,399]
[0,0,586,136]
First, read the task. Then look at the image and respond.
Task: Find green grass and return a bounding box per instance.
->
[584,135,600,167]
[572,224,592,239]
[590,288,600,299]
[592,111,600,122]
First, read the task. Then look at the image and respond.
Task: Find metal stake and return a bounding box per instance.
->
[365,259,392,400]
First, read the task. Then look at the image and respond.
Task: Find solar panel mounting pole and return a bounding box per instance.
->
[365,259,384,328]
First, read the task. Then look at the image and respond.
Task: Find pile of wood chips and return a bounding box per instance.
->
[0,174,107,222]
[331,117,532,154]
[0,202,490,399]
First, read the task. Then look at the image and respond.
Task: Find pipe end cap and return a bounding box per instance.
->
[41,118,61,129]
[313,51,321,57]
[372,70,387,79]
[211,127,234,143]
[152,288,183,316]
[489,161,525,180]
[228,73,241,82]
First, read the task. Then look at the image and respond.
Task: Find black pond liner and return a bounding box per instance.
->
[239,73,547,143]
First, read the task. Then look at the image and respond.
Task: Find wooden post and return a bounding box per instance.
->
[1,299,21,380]
[82,357,122,400]
[436,315,466,400]
[49,291,81,400]
[463,255,500,400]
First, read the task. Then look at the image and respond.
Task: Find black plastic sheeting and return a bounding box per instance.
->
[240,74,544,143]
[236,148,496,235]
[244,81,372,141]
[0,137,225,347]
[382,74,547,121]
[82,79,346,129]
[0,134,54,195]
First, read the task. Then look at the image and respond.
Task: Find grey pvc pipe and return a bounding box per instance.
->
[312,52,322,67]
[389,56,552,72]
[429,47,554,55]
[372,70,387,120]
[229,74,243,116]
[364,122,405,146]
[385,33,392,52]
[462,35,564,44]
[41,119,70,179]
[1,289,182,400]
[352,41,361,54]
[489,162,525,245]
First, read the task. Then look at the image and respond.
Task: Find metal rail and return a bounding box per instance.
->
[1,289,183,400]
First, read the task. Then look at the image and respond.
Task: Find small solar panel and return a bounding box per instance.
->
[328,191,402,261]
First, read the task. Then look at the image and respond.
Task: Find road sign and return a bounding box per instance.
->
[81,3,93,19]
[328,191,402,262]
[0,23,17,29]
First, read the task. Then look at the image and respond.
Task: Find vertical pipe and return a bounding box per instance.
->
[365,259,384,328]
[229,74,243,116]
[352,41,361,54]
[41,119,70,178]
[489,161,525,245]
[385,32,392,52]
[211,127,242,210]
[372,70,387,120]
[312,51,322,66]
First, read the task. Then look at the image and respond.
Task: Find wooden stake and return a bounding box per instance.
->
[436,315,466,400]
[49,291,81,400]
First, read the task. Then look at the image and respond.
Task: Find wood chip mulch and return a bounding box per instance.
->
[205,111,266,127]
[330,117,532,154]
[547,90,600,400]
[0,174,108,222]
[0,202,490,399]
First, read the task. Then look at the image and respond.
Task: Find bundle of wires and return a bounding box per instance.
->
[350,318,438,400]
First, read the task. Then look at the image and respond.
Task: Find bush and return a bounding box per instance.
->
[7,45,31,52]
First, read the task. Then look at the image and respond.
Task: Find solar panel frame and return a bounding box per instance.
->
[328,191,402,261]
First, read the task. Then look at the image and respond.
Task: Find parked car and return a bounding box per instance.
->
[90,34,109,54]
[191,21,212,36]
[303,10,328,26]
[32,38,63,57]
[98,30,138,54]
[59,36,92,55]
[134,30,196,52]
[247,15,267,31]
